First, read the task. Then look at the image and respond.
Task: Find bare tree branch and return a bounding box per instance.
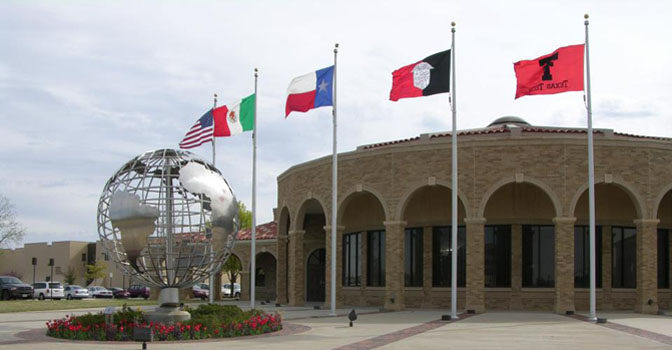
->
[0,194,26,249]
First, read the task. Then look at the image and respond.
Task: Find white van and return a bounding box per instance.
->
[33,282,65,300]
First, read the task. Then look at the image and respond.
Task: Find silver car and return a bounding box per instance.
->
[222,283,241,298]
[88,286,113,298]
[64,285,89,300]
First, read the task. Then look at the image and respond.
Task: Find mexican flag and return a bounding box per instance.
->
[213,93,255,137]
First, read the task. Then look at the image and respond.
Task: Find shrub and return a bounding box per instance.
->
[46,304,282,341]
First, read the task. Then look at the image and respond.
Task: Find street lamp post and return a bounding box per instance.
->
[48,258,54,299]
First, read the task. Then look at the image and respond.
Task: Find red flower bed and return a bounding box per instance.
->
[46,304,282,341]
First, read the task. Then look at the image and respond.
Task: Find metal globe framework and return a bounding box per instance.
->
[96,149,239,290]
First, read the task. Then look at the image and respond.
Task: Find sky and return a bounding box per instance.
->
[0,0,670,246]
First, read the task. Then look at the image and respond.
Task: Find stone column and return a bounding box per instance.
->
[324,225,345,309]
[553,217,576,314]
[465,217,486,313]
[288,230,305,306]
[384,221,406,311]
[510,224,523,309]
[276,234,289,304]
[635,219,659,314]
[240,271,250,301]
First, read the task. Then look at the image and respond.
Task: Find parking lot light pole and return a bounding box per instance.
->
[48,258,54,299]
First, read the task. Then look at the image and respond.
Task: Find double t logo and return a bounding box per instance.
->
[538,52,559,81]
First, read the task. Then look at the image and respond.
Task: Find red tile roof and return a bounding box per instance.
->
[237,221,277,241]
[361,123,672,150]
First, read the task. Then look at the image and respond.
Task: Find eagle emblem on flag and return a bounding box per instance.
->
[228,110,237,123]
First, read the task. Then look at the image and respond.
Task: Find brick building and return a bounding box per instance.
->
[273,116,672,314]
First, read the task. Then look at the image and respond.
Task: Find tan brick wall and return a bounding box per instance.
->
[384,221,406,310]
[635,219,659,313]
[276,128,672,312]
[554,217,576,313]
[465,218,486,312]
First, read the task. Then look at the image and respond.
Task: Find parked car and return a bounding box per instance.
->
[192,283,209,300]
[109,287,130,299]
[88,286,113,298]
[0,276,33,300]
[64,285,89,300]
[128,284,150,299]
[222,283,241,298]
[33,282,64,300]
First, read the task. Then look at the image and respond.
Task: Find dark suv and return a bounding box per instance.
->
[128,284,150,299]
[0,276,33,300]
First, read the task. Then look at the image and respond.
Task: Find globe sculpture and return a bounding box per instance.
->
[97,149,239,323]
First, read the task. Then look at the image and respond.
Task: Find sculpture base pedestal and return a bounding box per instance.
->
[144,306,191,324]
[144,287,191,324]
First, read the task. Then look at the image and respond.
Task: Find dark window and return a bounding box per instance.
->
[81,253,86,262]
[658,229,670,288]
[612,226,637,288]
[255,268,265,287]
[405,228,424,287]
[367,230,385,287]
[522,225,555,287]
[342,232,361,286]
[574,226,603,288]
[432,226,466,287]
[485,225,511,288]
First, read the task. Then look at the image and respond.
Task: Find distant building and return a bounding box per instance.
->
[273,117,672,314]
[0,228,278,296]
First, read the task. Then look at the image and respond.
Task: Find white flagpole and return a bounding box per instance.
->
[251,68,258,309]
[330,43,339,316]
[584,14,597,322]
[210,93,217,304]
[450,22,459,320]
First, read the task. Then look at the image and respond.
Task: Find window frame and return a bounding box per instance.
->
[485,225,512,288]
[574,225,603,288]
[367,230,385,287]
[522,225,555,288]
[342,232,362,287]
[404,227,424,287]
[432,225,466,287]
[612,226,637,289]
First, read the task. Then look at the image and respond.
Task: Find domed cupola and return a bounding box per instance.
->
[487,116,531,128]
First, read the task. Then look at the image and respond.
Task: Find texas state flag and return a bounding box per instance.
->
[285,66,334,117]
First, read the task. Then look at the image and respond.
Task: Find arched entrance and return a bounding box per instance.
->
[306,248,326,302]
[255,252,277,301]
[482,181,558,310]
[573,183,640,310]
[400,184,467,308]
[338,190,387,305]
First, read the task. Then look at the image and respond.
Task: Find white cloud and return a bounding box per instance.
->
[0,0,670,244]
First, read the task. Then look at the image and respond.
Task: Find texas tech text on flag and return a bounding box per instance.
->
[514,44,585,99]
[179,110,214,149]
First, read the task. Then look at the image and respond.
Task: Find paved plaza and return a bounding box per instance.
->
[0,301,671,349]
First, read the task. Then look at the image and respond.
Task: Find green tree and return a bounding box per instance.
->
[63,266,78,285]
[85,261,107,286]
[238,202,252,230]
[222,255,242,298]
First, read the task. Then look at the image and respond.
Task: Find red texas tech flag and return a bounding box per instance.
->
[514,44,585,99]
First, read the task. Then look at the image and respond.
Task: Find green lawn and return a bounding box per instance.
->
[0,298,158,313]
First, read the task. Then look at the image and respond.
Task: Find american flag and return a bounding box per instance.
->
[179,110,214,149]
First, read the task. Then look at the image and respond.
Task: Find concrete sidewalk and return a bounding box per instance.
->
[1,306,672,349]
